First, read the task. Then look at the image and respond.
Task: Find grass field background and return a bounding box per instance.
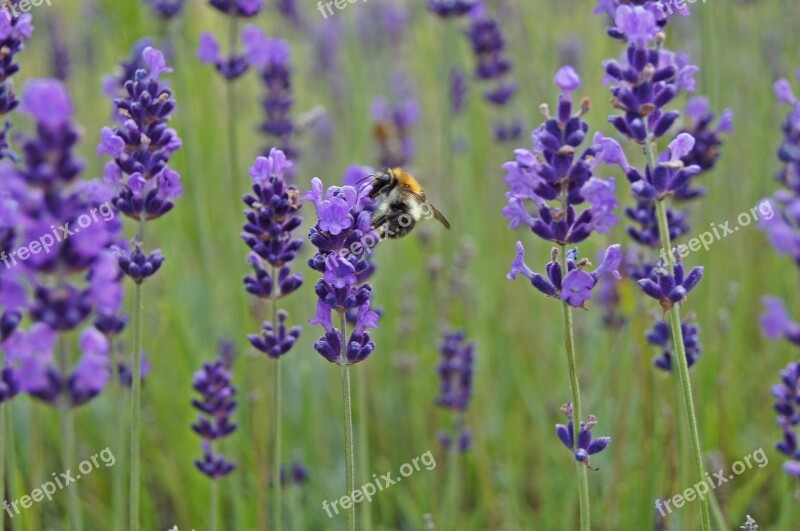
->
[3,0,800,529]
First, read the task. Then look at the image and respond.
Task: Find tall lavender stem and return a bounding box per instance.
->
[211,474,219,531]
[558,243,590,531]
[645,130,711,531]
[340,311,355,531]
[58,336,82,531]
[129,220,145,531]
[227,16,240,190]
[272,274,283,531]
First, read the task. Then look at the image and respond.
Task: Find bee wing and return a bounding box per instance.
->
[429,203,451,230]
[407,190,451,230]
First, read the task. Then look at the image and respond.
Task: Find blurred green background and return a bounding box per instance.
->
[5,0,800,529]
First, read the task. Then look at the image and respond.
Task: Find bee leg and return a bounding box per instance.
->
[371,214,388,229]
[383,208,416,239]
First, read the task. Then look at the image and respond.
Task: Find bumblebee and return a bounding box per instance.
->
[365,168,451,239]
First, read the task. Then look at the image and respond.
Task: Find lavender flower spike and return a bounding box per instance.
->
[242,150,304,358]
[556,405,612,469]
[192,353,237,479]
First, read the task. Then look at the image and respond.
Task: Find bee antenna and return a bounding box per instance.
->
[355,174,375,185]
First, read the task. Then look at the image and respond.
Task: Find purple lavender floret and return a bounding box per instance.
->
[673,97,734,199]
[0,9,33,160]
[198,31,249,81]
[647,318,701,371]
[116,248,165,284]
[147,0,186,18]
[772,361,800,477]
[208,0,263,17]
[192,353,238,480]
[759,71,800,267]
[556,406,612,468]
[305,177,380,366]
[510,244,623,309]
[602,5,698,143]
[594,0,689,31]
[102,39,155,99]
[761,297,800,346]
[436,330,475,454]
[242,151,303,358]
[278,458,309,488]
[625,199,689,248]
[427,0,479,18]
[436,331,474,411]
[244,28,299,161]
[502,70,621,244]
[0,80,123,408]
[100,47,183,224]
[636,262,703,310]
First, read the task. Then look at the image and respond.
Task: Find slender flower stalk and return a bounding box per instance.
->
[595,5,716,527]
[242,150,303,530]
[504,66,618,528]
[198,0,264,189]
[98,46,182,531]
[191,347,238,529]
[304,175,381,531]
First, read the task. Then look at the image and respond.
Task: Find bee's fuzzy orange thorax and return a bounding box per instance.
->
[392,168,423,194]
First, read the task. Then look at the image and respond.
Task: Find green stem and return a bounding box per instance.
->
[445,414,462,525]
[273,289,282,531]
[339,313,355,531]
[130,218,145,531]
[210,477,219,531]
[358,366,371,531]
[227,16,240,190]
[111,336,126,530]
[558,249,590,531]
[645,133,712,531]
[58,336,82,531]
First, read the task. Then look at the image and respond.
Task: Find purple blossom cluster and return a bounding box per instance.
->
[427,0,521,141]
[192,354,237,479]
[596,4,732,372]
[146,0,186,19]
[436,331,474,453]
[504,66,623,309]
[198,26,253,82]
[242,150,303,358]
[760,71,800,268]
[98,47,182,284]
[278,458,309,488]
[198,0,266,83]
[304,177,380,365]
[0,8,33,160]
[0,80,123,407]
[759,70,800,478]
[646,318,701,371]
[556,405,612,468]
[243,28,300,162]
[772,361,800,477]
